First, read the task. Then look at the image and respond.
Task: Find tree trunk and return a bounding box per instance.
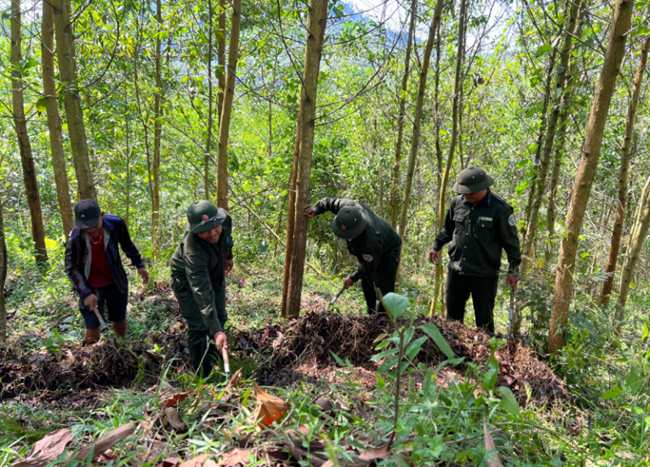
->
[549,0,635,354]
[205,0,214,199]
[42,0,74,236]
[52,0,96,201]
[216,0,241,210]
[390,0,416,228]
[616,175,650,320]
[600,36,650,305]
[398,0,446,239]
[218,0,226,125]
[11,0,49,268]
[284,0,329,319]
[152,0,163,255]
[431,0,465,316]
[0,199,6,342]
[520,0,581,274]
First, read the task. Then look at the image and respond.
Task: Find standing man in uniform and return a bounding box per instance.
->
[170,200,234,376]
[429,167,521,332]
[65,199,149,344]
[304,198,401,314]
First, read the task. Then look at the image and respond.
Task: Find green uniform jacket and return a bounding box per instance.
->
[314,198,402,282]
[433,191,521,277]
[170,217,234,335]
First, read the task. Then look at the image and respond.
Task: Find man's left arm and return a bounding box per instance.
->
[224,216,234,273]
[116,218,148,282]
[497,206,522,290]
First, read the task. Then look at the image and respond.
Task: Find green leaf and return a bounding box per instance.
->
[422,369,433,396]
[626,368,643,394]
[602,384,622,400]
[497,387,520,415]
[370,347,398,362]
[421,323,456,359]
[642,324,648,342]
[534,44,553,57]
[405,336,427,360]
[329,351,346,367]
[378,355,399,372]
[382,293,409,319]
[35,97,47,112]
[376,373,386,390]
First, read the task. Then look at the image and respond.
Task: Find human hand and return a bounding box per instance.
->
[304,205,317,219]
[429,249,439,265]
[225,259,234,274]
[138,267,150,284]
[507,273,519,294]
[343,276,354,290]
[84,294,98,310]
[214,331,228,352]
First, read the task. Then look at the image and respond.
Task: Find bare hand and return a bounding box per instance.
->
[214,331,228,352]
[84,294,98,310]
[138,267,150,284]
[507,273,519,294]
[429,249,439,265]
[304,205,317,219]
[343,276,354,290]
[225,259,234,274]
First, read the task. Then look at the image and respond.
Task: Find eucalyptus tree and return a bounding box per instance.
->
[0,196,5,342]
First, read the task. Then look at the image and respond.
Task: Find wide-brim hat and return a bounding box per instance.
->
[332,205,367,240]
[187,200,228,234]
[452,166,494,194]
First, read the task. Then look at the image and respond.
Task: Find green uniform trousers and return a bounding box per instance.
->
[172,280,227,375]
[360,246,401,314]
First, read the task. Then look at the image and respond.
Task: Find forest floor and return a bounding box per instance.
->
[1,268,648,466]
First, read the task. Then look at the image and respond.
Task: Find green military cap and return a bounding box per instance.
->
[186,200,228,233]
[453,166,494,194]
[332,204,367,240]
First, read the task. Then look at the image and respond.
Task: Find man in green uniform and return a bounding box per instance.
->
[305,198,401,314]
[430,167,521,332]
[170,200,234,375]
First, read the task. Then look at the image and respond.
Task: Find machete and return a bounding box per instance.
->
[93,305,108,331]
[328,286,346,311]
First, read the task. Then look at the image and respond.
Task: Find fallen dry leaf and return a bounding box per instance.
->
[250,382,289,429]
[218,449,253,467]
[359,442,391,462]
[161,391,191,408]
[314,398,334,412]
[72,422,136,462]
[225,368,243,391]
[179,454,218,467]
[165,408,188,432]
[158,457,182,467]
[483,418,504,467]
[14,428,73,467]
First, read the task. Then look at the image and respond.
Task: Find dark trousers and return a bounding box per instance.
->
[172,281,227,376]
[446,270,498,332]
[360,248,401,314]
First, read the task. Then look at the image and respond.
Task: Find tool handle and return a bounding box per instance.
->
[221,347,230,374]
[93,306,107,330]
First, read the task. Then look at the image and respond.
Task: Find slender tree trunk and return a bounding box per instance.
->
[124,83,131,227]
[431,0,466,316]
[11,0,49,268]
[152,0,163,255]
[217,0,226,125]
[0,200,6,342]
[216,0,241,210]
[390,0,416,228]
[520,0,581,275]
[284,0,329,319]
[42,0,74,235]
[205,0,214,199]
[601,36,650,305]
[549,0,635,354]
[398,0,445,239]
[616,175,650,319]
[52,0,96,201]
[544,5,586,271]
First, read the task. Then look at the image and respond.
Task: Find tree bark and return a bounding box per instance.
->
[284,0,328,319]
[616,175,650,319]
[600,36,650,305]
[218,0,226,125]
[520,0,581,274]
[11,0,49,267]
[0,199,6,342]
[431,0,465,316]
[152,0,163,255]
[42,0,74,236]
[390,0,416,229]
[205,0,214,199]
[398,0,446,239]
[216,0,241,210]
[52,0,96,201]
[549,0,635,354]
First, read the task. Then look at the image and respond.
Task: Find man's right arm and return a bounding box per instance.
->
[64,234,93,299]
[432,200,456,251]
[313,197,357,216]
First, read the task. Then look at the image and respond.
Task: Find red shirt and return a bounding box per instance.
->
[87,231,114,287]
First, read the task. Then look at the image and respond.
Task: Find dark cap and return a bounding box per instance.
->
[452,166,494,194]
[74,199,101,229]
[186,200,228,234]
[332,205,367,240]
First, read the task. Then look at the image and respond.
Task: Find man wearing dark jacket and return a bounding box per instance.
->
[430,167,521,332]
[305,198,401,314]
[65,199,149,344]
[170,200,234,375]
